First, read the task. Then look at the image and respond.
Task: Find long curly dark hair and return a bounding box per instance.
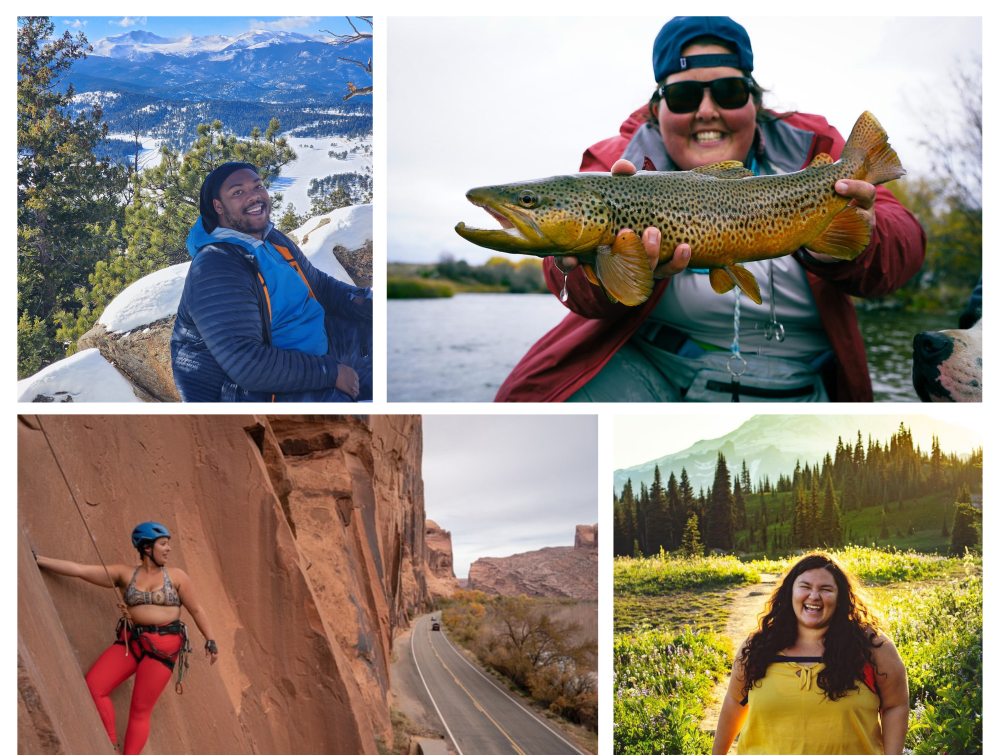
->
[738,553,884,701]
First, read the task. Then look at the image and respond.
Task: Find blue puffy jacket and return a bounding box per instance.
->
[171,222,372,402]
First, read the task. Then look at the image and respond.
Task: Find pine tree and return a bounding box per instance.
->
[677,468,695,545]
[792,485,809,548]
[949,483,979,555]
[819,469,843,547]
[666,472,682,550]
[706,452,734,550]
[741,460,752,497]
[646,465,670,555]
[759,490,769,551]
[17,17,128,376]
[808,475,822,548]
[733,477,748,532]
[682,513,703,558]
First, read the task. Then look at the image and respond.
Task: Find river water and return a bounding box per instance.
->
[388,294,957,403]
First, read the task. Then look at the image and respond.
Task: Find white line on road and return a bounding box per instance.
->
[437,624,590,755]
[411,616,465,755]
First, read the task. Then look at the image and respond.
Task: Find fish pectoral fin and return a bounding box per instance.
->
[581,263,601,287]
[808,153,835,168]
[690,161,755,179]
[727,265,763,305]
[594,231,654,306]
[806,206,871,260]
[709,268,737,295]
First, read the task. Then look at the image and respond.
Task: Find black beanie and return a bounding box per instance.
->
[199,162,259,232]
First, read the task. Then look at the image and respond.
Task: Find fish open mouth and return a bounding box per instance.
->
[455,188,546,251]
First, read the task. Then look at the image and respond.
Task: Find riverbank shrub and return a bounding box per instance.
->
[386,277,453,298]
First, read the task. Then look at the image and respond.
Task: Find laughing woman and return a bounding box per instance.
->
[712,553,908,755]
[36,522,218,755]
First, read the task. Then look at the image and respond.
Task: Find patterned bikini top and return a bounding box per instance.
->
[124,566,181,607]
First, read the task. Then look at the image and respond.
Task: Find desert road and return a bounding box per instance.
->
[410,614,587,755]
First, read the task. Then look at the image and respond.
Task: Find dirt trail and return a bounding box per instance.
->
[699,574,779,753]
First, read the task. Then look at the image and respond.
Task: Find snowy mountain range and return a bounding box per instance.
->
[614,415,981,494]
[90,30,322,59]
[70,29,372,97]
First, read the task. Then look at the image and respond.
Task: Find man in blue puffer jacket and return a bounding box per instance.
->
[171,162,372,402]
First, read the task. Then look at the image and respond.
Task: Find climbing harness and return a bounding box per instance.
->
[113,619,193,694]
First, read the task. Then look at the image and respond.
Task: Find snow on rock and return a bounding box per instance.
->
[17,349,142,403]
[99,262,191,334]
[293,204,372,285]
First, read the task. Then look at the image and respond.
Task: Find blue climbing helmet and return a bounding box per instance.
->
[132,521,171,549]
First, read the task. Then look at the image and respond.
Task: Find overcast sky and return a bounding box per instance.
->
[388,16,981,264]
[422,415,597,577]
[614,411,985,469]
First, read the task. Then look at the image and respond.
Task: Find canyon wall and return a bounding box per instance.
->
[467,525,599,600]
[18,414,429,755]
[424,520,460,601]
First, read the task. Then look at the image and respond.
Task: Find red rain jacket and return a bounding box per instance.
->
[495,109,926,402]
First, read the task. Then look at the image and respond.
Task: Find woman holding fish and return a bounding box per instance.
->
[472,17,925,402]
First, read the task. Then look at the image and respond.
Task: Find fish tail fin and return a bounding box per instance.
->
[594,231,653,306]
[842,111,906,185]
[709,268,737,295]
[807,206,871,260]
[726,265,762,305]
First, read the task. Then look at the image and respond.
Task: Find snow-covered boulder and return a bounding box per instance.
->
[17,348,144,403]
[24,205,372,402]
[293,203,372,287]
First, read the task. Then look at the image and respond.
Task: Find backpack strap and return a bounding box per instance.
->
[273,244,317,300]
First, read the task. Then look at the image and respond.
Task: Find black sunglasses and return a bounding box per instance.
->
[658,77,753,114]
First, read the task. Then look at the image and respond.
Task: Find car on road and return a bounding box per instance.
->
[431,622,441,631]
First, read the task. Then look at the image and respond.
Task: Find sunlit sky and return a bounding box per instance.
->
[614,411,985,470]
[422,415,597,578]
[388,16,981,264]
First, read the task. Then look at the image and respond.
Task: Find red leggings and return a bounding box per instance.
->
[85,627,182,755]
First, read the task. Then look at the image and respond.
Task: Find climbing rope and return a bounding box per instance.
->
[36,417,135,644]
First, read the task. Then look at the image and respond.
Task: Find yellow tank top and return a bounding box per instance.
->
[737,658,882,755]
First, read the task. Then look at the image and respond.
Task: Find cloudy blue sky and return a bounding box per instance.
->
[54,16,359,40]
[422,415,597,577]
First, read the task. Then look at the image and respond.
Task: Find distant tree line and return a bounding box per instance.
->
[71,89,373,148]
[430,256,547,294]
[613,423,983,558]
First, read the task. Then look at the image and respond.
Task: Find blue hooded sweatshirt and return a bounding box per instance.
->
[186,218,328,356]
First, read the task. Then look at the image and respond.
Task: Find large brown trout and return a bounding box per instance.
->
[455,111,904,306]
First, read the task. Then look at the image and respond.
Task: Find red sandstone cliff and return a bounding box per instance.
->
[18,415,430,755]
[424,520,460,601]
[466,525,599,600]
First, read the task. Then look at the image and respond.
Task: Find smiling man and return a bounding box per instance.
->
[171,162,372,402]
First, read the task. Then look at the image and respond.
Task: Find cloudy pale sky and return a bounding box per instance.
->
[422,415,597,577]
[388,16,981,264]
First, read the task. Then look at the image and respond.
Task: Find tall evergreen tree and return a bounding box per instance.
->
[819,469,843,547]
[733,477,748,532]
[808,475,822,548]
[792,485,810,548]
[759,490,769,551]
[706,453,735,550]
[677,468,695,543]
[949,483,980,555]
[646,465,670,554]
[666,472,682,550]
[740,460,752,497]
[681,513,703,558]
[17,17,127,376]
